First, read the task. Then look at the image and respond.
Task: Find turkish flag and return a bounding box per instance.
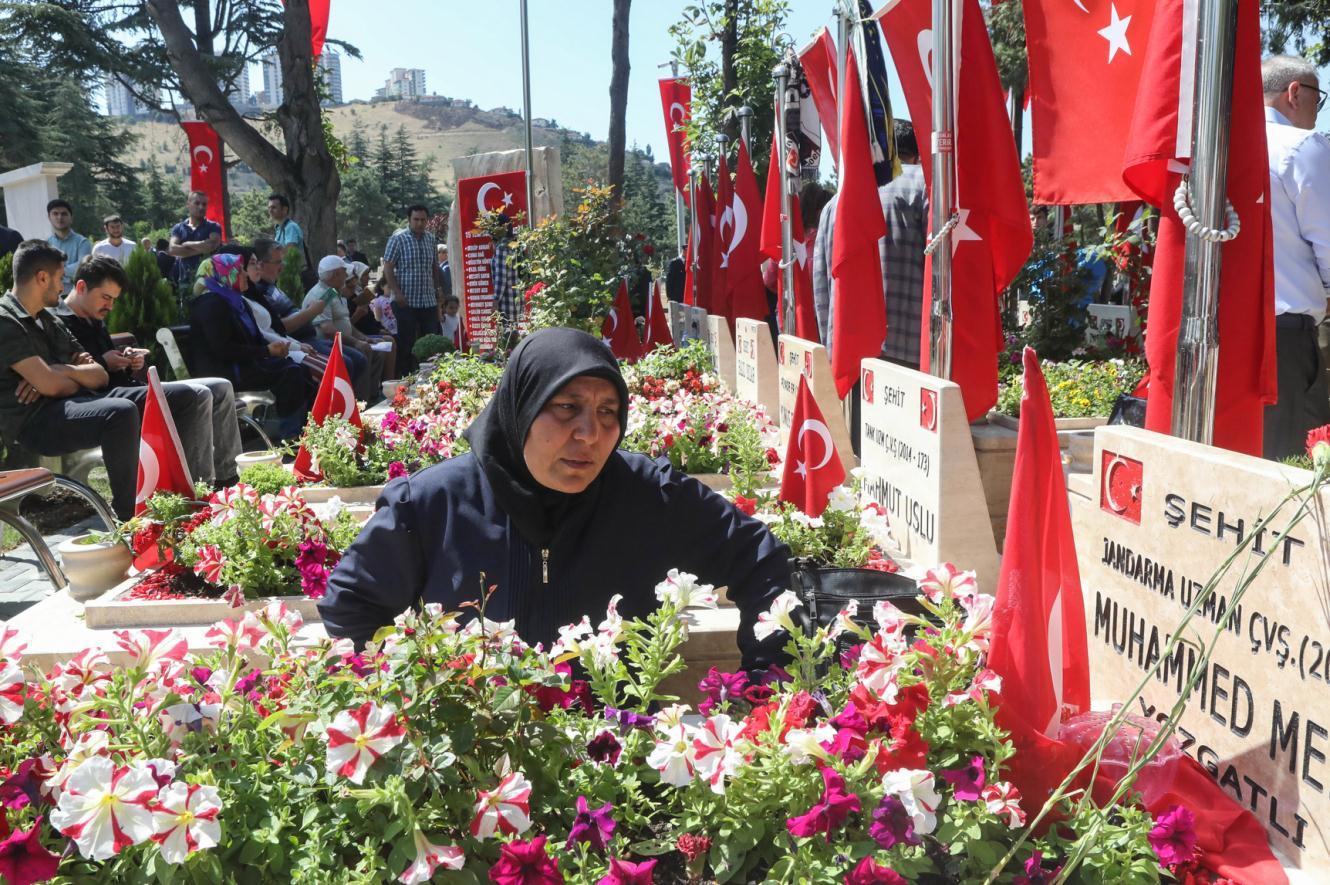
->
[293,333,363,482]
[659,78,692,199]
[310,0,331,58]
[779,374,847,517]
[711,153,733,320]
[760,134,784,267]
[452,316,469,353]
[643,280,674,351]
[878,0,1031,420]
[759,136,818,341]
[180,122,227,239]
[724,140,767,325]
[686,175,717,310]
[988,347,1090,738]
[799,29,840,171]
[1024,0,1156,204]
[829,48,887,399]
[1123,0,1274,456]
[602,280,643,363]
[135,367,195,516]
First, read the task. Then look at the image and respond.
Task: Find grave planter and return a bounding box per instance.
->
[83,569,323,629]
[296,483,386,505]
[381,379,404,400]
[986,411,1108,433]
[236,450,283,471]
[57,535,133,602]
[688,473,733,493]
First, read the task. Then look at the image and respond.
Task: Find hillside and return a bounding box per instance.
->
[122,98,584,195]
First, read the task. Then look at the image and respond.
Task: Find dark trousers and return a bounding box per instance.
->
[309,337,367,382]
[1263,316,1330,461]
[396,305,441,371]
[17,392,140,520]
[235,362,308,442]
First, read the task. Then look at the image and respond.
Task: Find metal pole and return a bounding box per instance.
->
[834,7,848,117]
[1171,0,1238,445]
[774,64,797,333]
[738,106,753,155]
[519,0,537,219]
[928,0,957,380]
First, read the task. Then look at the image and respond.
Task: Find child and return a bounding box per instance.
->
[440,294,462,343]
[370,281,399,336]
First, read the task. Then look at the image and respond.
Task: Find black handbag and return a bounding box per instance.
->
[788,562,931,658]
[1108,393,1147,427]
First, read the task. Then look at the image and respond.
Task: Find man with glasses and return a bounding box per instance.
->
[1262,55,1330,459]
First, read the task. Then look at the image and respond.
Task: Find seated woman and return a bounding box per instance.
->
[320,328,792,670]
[189,254,308,441]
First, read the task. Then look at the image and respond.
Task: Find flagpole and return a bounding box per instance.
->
[834,6,849,111]
[1172,0,1239,445]
[738,106,753,155]
[927,0,958,380]
[519,0,537,219]
[774,62,797,333]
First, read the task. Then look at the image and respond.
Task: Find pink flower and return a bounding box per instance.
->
[150,782,222,864]
[786,767,861,841]
[487,834,562,885]
[598,858,657,884]
[0,816,61,885]
[113,628,189,672]
[222,584,246,608]
[844,857,907,885]
[49,757,158,861]
[917,563,978,604]
[1148,804,1197,867]
[387,461,409,479]
[192,544,225,584]
[296,539,332,599]
[470,771,533,838]
[204,613,265,651]
[323,702,407,784]
[981,781,1026,828]
[398,828,464,883]
[941,755,986,801]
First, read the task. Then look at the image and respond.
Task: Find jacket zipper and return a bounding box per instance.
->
[541,548,550,584]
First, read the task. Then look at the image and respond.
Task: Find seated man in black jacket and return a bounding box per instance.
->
[58,255,242,487]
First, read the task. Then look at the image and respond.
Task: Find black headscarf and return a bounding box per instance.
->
[463,328,630,547]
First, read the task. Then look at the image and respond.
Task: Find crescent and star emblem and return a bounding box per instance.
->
[192,144,214,173]
[1102,455,1139,514]
[331,376,357,422]
[136,440,160,505]
[794,419,834,477]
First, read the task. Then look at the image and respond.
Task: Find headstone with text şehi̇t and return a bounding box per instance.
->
[1070,425,1330,875]
[455,170,528,354]
[707,315,737,392]
[858,359,998,590]
[735,318,779,418]
[777,335,856,468]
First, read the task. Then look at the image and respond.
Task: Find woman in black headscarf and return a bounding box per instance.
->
[320,328,791,669]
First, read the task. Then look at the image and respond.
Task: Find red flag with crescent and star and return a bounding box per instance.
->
[180,121,227,238]
[687,175,718,310]
[877,0,1032,420]
[659,78,692,200]
[779,373,846,517]
[643,280,674,351]
[799,28,840,171]
[724,140,767,326]
[294,333,362,482]
[135,367,195,517]
[602,280,643,363]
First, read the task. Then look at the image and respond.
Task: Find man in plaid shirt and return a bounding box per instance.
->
[813,121,927,370]
[491,216,522,341]
[382,204,444,368]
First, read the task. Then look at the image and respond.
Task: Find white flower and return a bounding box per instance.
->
[917,563,979,605]
[150,782,222,864]
[647,723,697,787]
[258,602,304,634]
[982,781,1026,828]
[690,714,744,794]
[824,485,858,513]
[789,511,825,529]
[50,756,159,861]
[462,617,518,647]
[859,505,894,548]
[550,617,593,657]
[398,828,464,883]
[0,661,23,724]
[654,569,718,611]
[598,594,625,642]
[322,495,347,520]
[655,704,692,731]
[113,628,189,672]
[828,600,861,639]
[882,768,942,836]
[960,593,995,649]
[782,724,835,765]
[753,590,803,642]
[323,702,407,785]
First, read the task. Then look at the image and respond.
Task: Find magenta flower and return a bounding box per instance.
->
[844,856,907,885]
[489,835,564,885]
[786,768,861,841]
[1013,850,1061,885]
[1148,804,1198,867]
[296,539,331,599]
[597,857,657,885]
[387,461,409,479]
[567,796,616,852]
[0,816,61,885]
[586,731,622,766]
[941,755,986,801]
[869,795,920,849]
[696,668,748,715]
[0,759,41,810]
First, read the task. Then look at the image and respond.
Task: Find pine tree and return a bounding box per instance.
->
[106,246,177,368]
[372,125,398,211]
[346,120,371,164]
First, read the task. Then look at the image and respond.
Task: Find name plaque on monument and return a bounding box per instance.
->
[1071,426,1330,874]
[735,318,779,418]
[706,316,737,392]
[858,359,998,589]
[777,335,856,468]
[669,303,689,345]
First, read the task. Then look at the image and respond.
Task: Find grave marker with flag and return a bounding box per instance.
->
[779,373,846,517]
[293,333,362,482]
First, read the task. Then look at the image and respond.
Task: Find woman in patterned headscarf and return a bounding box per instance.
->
[189,252,309,441]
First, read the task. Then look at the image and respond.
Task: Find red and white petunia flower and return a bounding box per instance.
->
[222,585,246,608]
[959,592,995,650]
[50,757,159,861]
[323,702,407,785]
[881,768,942,836]
[150,781,222,863]
[204,612,265,651]
[0,621,27,662]
[944,668,1004,707]
[469,771,533,839]
[690,713,744,794]
[114,628,189,672]
[208,483,258,524]
[0,660,24,724]
[258,601,304,634]
[856,633,905,702]
[397,827,464,883]
[646,723,697,787]
[917,563,978,605]
[192,545,225,585]
[753,590,802,642]
[982,781,1026,828]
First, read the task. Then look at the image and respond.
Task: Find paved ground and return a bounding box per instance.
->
[0,515,102,621]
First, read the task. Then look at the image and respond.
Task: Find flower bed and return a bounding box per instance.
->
[733,476,899,572]
[994,359,1145,420]
[0,567,1213,883]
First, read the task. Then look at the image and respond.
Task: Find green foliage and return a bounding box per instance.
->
[336,165,396,262]
[1265,3,1330,66]
[1004,223,1096,361]
[238,462,299,496]
[0,254,11,294]
[996,359,1146,419]
[561,135,676,270]
[277,245,304,301]
[985,0,1029,94]
[105,246,177,365]
[410,333,454,363]
[229,189,273,244]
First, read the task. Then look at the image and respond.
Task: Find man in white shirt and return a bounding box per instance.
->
[1262,55,1330,460]
[91,215,136,265]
